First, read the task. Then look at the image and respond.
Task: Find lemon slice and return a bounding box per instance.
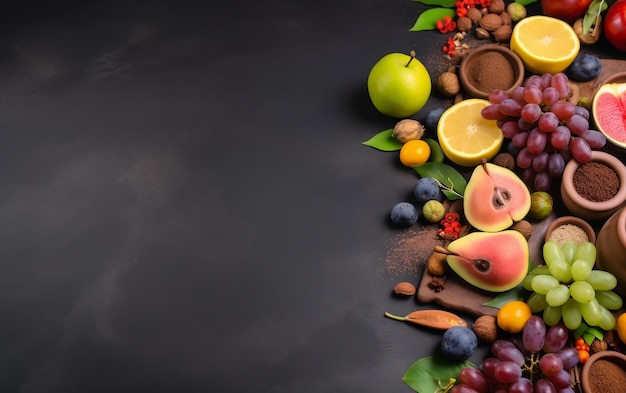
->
[510,15,580,75]
[437,99,503,167]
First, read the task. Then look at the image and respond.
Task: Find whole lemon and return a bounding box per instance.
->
[497,300,532,334]
[367,51,431,118]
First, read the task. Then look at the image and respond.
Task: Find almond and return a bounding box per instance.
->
[393,281,416,296]
[472,315,499,342]
[479,13,502,32]
[493,24,512,42]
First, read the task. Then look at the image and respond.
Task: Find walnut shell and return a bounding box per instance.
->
[479,13,503,32]
[392,119,425,143]
[488,0,505,14]
[500,11,512,26]
[467,7,483,23]
[456,16,472,32]
[475,27,491,40]
[472,315,499,342]
[493,24,512,42]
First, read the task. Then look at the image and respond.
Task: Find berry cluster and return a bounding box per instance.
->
[455,0,492,17]
[438,212,462,240]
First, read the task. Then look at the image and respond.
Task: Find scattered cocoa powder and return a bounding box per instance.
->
[383,227,444,277]
[573,161,620,202]
[467,50,515,92]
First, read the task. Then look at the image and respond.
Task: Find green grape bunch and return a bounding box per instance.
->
[523,241,623,331]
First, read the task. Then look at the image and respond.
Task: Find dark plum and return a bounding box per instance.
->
[567,54,602,82]
[413,177,443,204]
[390,202,418,227]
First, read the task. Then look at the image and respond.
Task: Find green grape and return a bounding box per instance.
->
[570,280,595,303]
[531,274,560,295]
[562,298,582,330]
[546,284,570,307]
[580,298,602,326]
[586,270,618,291]
[543,240,565,266]
[598,304,616,330]
[522,274,535,291]
[560,241,577,264]
[531,265,551,275]
[595,290,624,310]
[573,241,596,264]
[548,259,572,283]
[527,292,548,313]
[543,304,562,326]
[570,259,593,281]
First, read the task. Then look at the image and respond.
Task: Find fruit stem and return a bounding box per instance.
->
[434,378,456,393]
[384,311,408,322]
[405,50,416,67]
[434,245,454,255]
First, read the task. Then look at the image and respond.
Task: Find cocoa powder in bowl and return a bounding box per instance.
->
[459,44,524,98]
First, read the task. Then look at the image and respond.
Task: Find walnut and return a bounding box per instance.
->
[467,7,483,23]
[511,220,534,240]
[573,16,602,45]
[500,11,512,25]
[436,72,461,97]
[479,13,503,32]
[392,119,425,143]
[590,339,608,354]
[456,16,472,32]
[493,152,515,170]
[475,27,491,39]
[493,24,512,42]
[488,0,506,14]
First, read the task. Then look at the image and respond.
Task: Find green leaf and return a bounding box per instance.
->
[514,0,539,5]
[412,162,466,200]
[362,129,403,151]
[573,322,589,339]
[402,355,475,393]
[409,8,456,31]
[483,285,526,308]
[583,0,607,34]
[412,0,457,7]
[585,326,605,341]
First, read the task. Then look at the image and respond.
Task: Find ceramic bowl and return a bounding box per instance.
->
[544,215,596,245]
[560,151,626,221]
[581,351,626,393]
[595,206,626,296]
[459,44,525,99]
[592,71,626,149]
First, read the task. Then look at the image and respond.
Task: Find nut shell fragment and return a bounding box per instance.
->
[393,281,416,296]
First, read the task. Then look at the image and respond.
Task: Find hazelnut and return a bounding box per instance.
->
[427,251,447,276]
[500,11,512,26]
[467,7,483,24]
[493,152,515,170]
[511,220,534,239]
[456,16,473,32]
[436,72,460,97]
[479,13,503,31]
[573,16,602,45]
[488,0,505,14]
[472,315,499,342]
[590,338,608,354]
[392,119,425,143]
[393,281,416,296]
[475,27,491,39]
[493,24,512,42]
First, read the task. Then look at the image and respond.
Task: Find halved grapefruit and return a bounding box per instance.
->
[592,83,626,149]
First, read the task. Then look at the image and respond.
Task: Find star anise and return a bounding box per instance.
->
[428,276,446,293]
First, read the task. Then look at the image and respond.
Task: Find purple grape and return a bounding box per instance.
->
[527,128,548,154]
[520,103,542,123]
[522,168,536,187]
[565,114,589,136]
[511,86,525,103]
[489,89,510,104]
[548,368,571,389]
[535,379,558,393]
[548,153,566,179]
[574,105,590,119]
[500,98,523,117]
[550,73,570,99]
[458,367,488,393]
[516,147,534,169]
[494,361,522,384]
[518,117,535,131]
[534,171,552,191]
[501,120,522,138]
[525,74,541,88]
[509,377,533,393]
[550,101,575,120]
[495,345,525,366]
[543,324,568,353]
[580,129,606,149]
[512,131,530,148]
[522,315,546,353]
[569,137,592,163]
[550,126,571,150]
[507,141,521,156]
[481,357,500,378]
[538,112,559,132]
[482,104,507,120]
[450,384,480,393]
[556,347,579,369]
[542,87,560,106]
[557,386,575,393]
[532,151,550,172]
[523,84,543,104]
[539,73,553,90]
[539,353,563,377]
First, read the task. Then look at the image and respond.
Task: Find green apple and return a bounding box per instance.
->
[367,51,432,118]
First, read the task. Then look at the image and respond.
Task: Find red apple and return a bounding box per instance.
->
[541,0,593,23]
[604,0,626,52]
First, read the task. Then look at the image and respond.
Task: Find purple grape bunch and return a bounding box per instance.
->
[452,316,579,393]
[481,72,606,192]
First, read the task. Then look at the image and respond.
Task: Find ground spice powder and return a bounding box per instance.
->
[467,51,515,92]
[383,227,444,277]
[586,358,626,393]
[548,224,589,246]
[573,161,620,202]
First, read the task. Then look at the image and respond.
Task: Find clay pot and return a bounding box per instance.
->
[596,206,626,296]
[544,215,596,245]
[581,351,626,393]
[458,44,525,99]
[560,151,626,221]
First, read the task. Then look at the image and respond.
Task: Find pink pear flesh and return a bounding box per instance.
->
[463,162,531,232]
[445,230,529,292]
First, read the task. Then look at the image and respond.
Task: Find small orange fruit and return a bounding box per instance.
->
[399,139,430,167]
[497,300,532,334]
[617,312,626,345]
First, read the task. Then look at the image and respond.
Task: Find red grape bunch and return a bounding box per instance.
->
[481,73,606,192]
[453,316,579,393]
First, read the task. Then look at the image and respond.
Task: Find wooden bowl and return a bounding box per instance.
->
[459,44,525,99]
[581,351,626,393]
[544,215,596,245]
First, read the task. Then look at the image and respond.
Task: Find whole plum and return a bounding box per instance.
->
[390,202,419,227]
[424,107,445,132]
[567,54,602,82]
[441,326,478,361]
[413,177,443,204]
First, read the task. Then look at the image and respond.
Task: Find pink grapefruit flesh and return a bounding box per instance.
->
[592,83,626,148]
